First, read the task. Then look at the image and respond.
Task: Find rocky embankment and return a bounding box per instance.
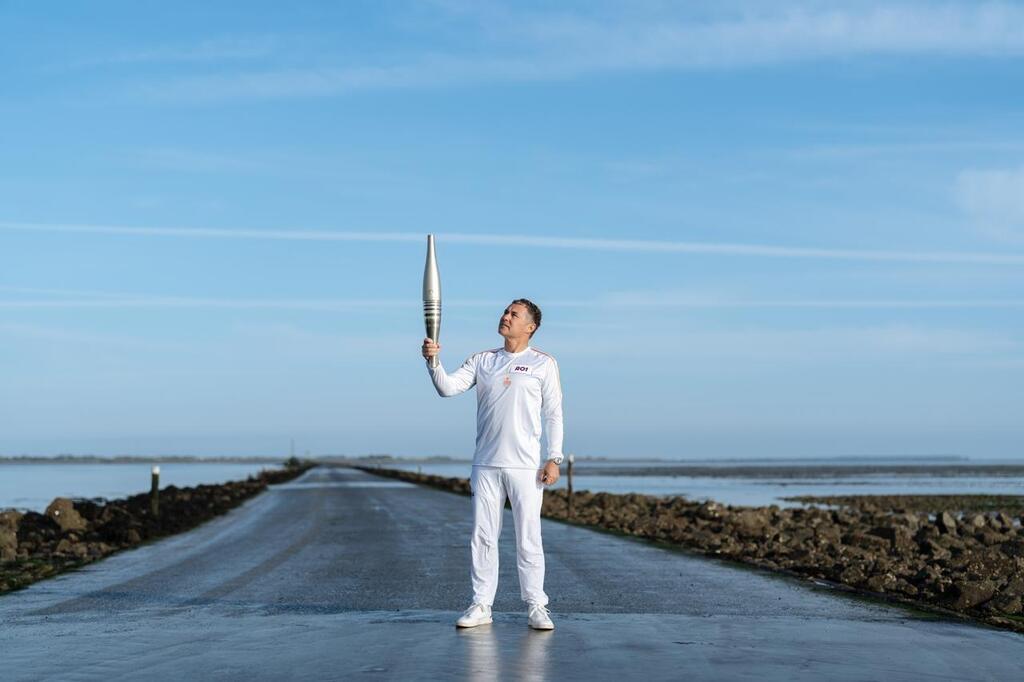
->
[357,466,1024,634]
[0,463,314,595]
[783,494,1024,513]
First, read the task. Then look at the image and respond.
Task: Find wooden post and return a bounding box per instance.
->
[567,453,575,519]
[150,466,160,517]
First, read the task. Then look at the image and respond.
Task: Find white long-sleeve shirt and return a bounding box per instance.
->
[428,346,564,469]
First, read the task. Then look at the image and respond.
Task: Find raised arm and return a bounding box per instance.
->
[422,339,477,397]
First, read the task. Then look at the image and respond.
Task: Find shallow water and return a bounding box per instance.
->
[381,460,1024,507]
[0,463,282,512]
[6,458,1024,512]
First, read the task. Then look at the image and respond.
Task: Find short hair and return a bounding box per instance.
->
[511,298,541,337]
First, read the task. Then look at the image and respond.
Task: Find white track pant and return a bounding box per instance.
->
[469,465,548,607]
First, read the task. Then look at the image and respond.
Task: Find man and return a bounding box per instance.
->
[421,298,563,631]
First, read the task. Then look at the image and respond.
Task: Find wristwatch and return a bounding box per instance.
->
[547,454,564,466]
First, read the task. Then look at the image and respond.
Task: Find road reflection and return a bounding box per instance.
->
[460,625,499,682]
[458,622,553,681]
[517,627,553,681]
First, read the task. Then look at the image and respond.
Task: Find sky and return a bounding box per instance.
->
[1,0,1023,460]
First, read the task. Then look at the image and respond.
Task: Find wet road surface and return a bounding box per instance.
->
[2,466,1023,680]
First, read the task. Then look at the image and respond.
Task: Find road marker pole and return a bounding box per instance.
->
[150,466,160,517]
[567,454,575,519]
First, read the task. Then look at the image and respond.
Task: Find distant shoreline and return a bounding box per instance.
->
[564,464,1024,478]
[6,455,1021,479]
[0,456,286,465]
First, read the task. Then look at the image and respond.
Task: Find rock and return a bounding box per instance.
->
[0,510,23,532]
[921,536,950,557]
[126,529,142,544]
[937,511,958,535]
[865,572,898,593]
[696,501,722,521]
[1001,574,1024,597]
[786,548,812,562]
[45,498,87,532]
[67,499,104,524]
[842,532,890,552]
[993,512,1014,531]
[975,529,1008,546]
[16,512,61,543]
[895,579,919,597]
[839,565,867,585]
[814,525,841,544]
[892,513,921,531]
[732,509,770,538]
[0,528,17,562]
[869,526,914,551]
[788,528,814,547]
[85,542,112,558]
[914,524,939,542]
[1001,540,1024,558]
[912,565,943,586]
[54,538,89,559]
[945,580,997,610]
[934,534,966,553]
[984,594,1022,616]
[967,514,986,529]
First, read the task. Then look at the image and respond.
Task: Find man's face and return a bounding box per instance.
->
[498,303,536,339]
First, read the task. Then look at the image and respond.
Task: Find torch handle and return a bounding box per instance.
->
[424,299,441,369]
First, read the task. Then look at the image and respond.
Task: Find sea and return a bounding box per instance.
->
[3,457,1024,512]
[381,457,1024,508]
[0,462,282,513]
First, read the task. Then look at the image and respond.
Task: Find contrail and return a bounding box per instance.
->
[3,219,1024,265]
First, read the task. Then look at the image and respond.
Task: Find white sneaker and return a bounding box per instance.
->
[527,603,554,630]
[456,603,493,628]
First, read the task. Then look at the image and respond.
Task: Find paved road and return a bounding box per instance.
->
[2,466,1022,681]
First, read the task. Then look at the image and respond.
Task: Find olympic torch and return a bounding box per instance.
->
[422,234,441,368]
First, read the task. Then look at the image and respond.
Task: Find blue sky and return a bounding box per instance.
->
[2,1,1023,459]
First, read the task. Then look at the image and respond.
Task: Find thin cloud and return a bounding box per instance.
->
[133,147,269,174]
[0,285,142,299]
[0,322,183,351]
[548,324,1018,359]
[3,289,1024,311]
[788,140,1024,161]
[0,297,415,311]
[130,3,1024,102]
[0,220,418,244]
[955,165,1024,243]
[598,290,1024,309]
[74,37,278,69]
[4,220,1024,265]
[520,2,1024,64]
